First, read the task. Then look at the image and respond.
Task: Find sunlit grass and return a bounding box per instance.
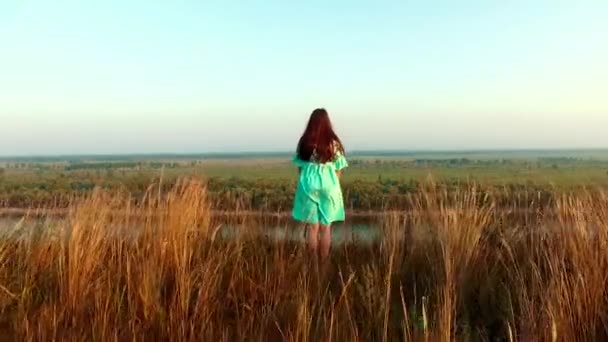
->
[0,179,607,340]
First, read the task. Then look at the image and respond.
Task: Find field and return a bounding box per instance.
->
[1,150,608,340]
[2,150,608,212]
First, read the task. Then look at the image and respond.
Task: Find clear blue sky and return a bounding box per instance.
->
[1,0,607,155]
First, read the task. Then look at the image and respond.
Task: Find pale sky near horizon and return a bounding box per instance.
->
[1,1,607,156]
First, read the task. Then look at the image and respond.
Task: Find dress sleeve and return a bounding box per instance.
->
[333,152,348,171]
[292,155,307,168]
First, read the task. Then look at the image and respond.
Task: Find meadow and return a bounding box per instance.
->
[2,150,608,212]
[1,151,608,340]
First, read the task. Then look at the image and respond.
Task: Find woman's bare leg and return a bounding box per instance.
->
[319,224,332,259]
[307,223,320,253]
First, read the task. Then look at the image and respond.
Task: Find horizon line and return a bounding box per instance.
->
[2,147,608,160]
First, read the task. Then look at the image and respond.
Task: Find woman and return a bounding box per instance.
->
[292,108,348,259]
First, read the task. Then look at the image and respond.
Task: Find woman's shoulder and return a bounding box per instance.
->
[293,155,323,167]
[292,155,309,166]
[331,140,345,157]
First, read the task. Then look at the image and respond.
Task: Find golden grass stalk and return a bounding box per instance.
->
[0,179,606,340]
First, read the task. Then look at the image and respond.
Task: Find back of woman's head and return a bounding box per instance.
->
[297,108,344,163]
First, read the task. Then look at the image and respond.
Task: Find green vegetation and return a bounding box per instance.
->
[1,151,608,211]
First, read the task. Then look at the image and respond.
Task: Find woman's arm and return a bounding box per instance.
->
[336,170,342,179]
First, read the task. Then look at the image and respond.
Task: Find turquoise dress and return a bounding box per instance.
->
[292,151,348,225]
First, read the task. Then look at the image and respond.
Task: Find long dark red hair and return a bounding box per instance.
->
[297,108,344,163]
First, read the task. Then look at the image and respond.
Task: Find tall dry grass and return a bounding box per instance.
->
[0,179,607,340]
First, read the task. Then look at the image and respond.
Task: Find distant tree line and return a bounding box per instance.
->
[2,157,607,210]
[0,174,559,211]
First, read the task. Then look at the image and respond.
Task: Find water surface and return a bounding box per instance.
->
[0,218,383,245]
